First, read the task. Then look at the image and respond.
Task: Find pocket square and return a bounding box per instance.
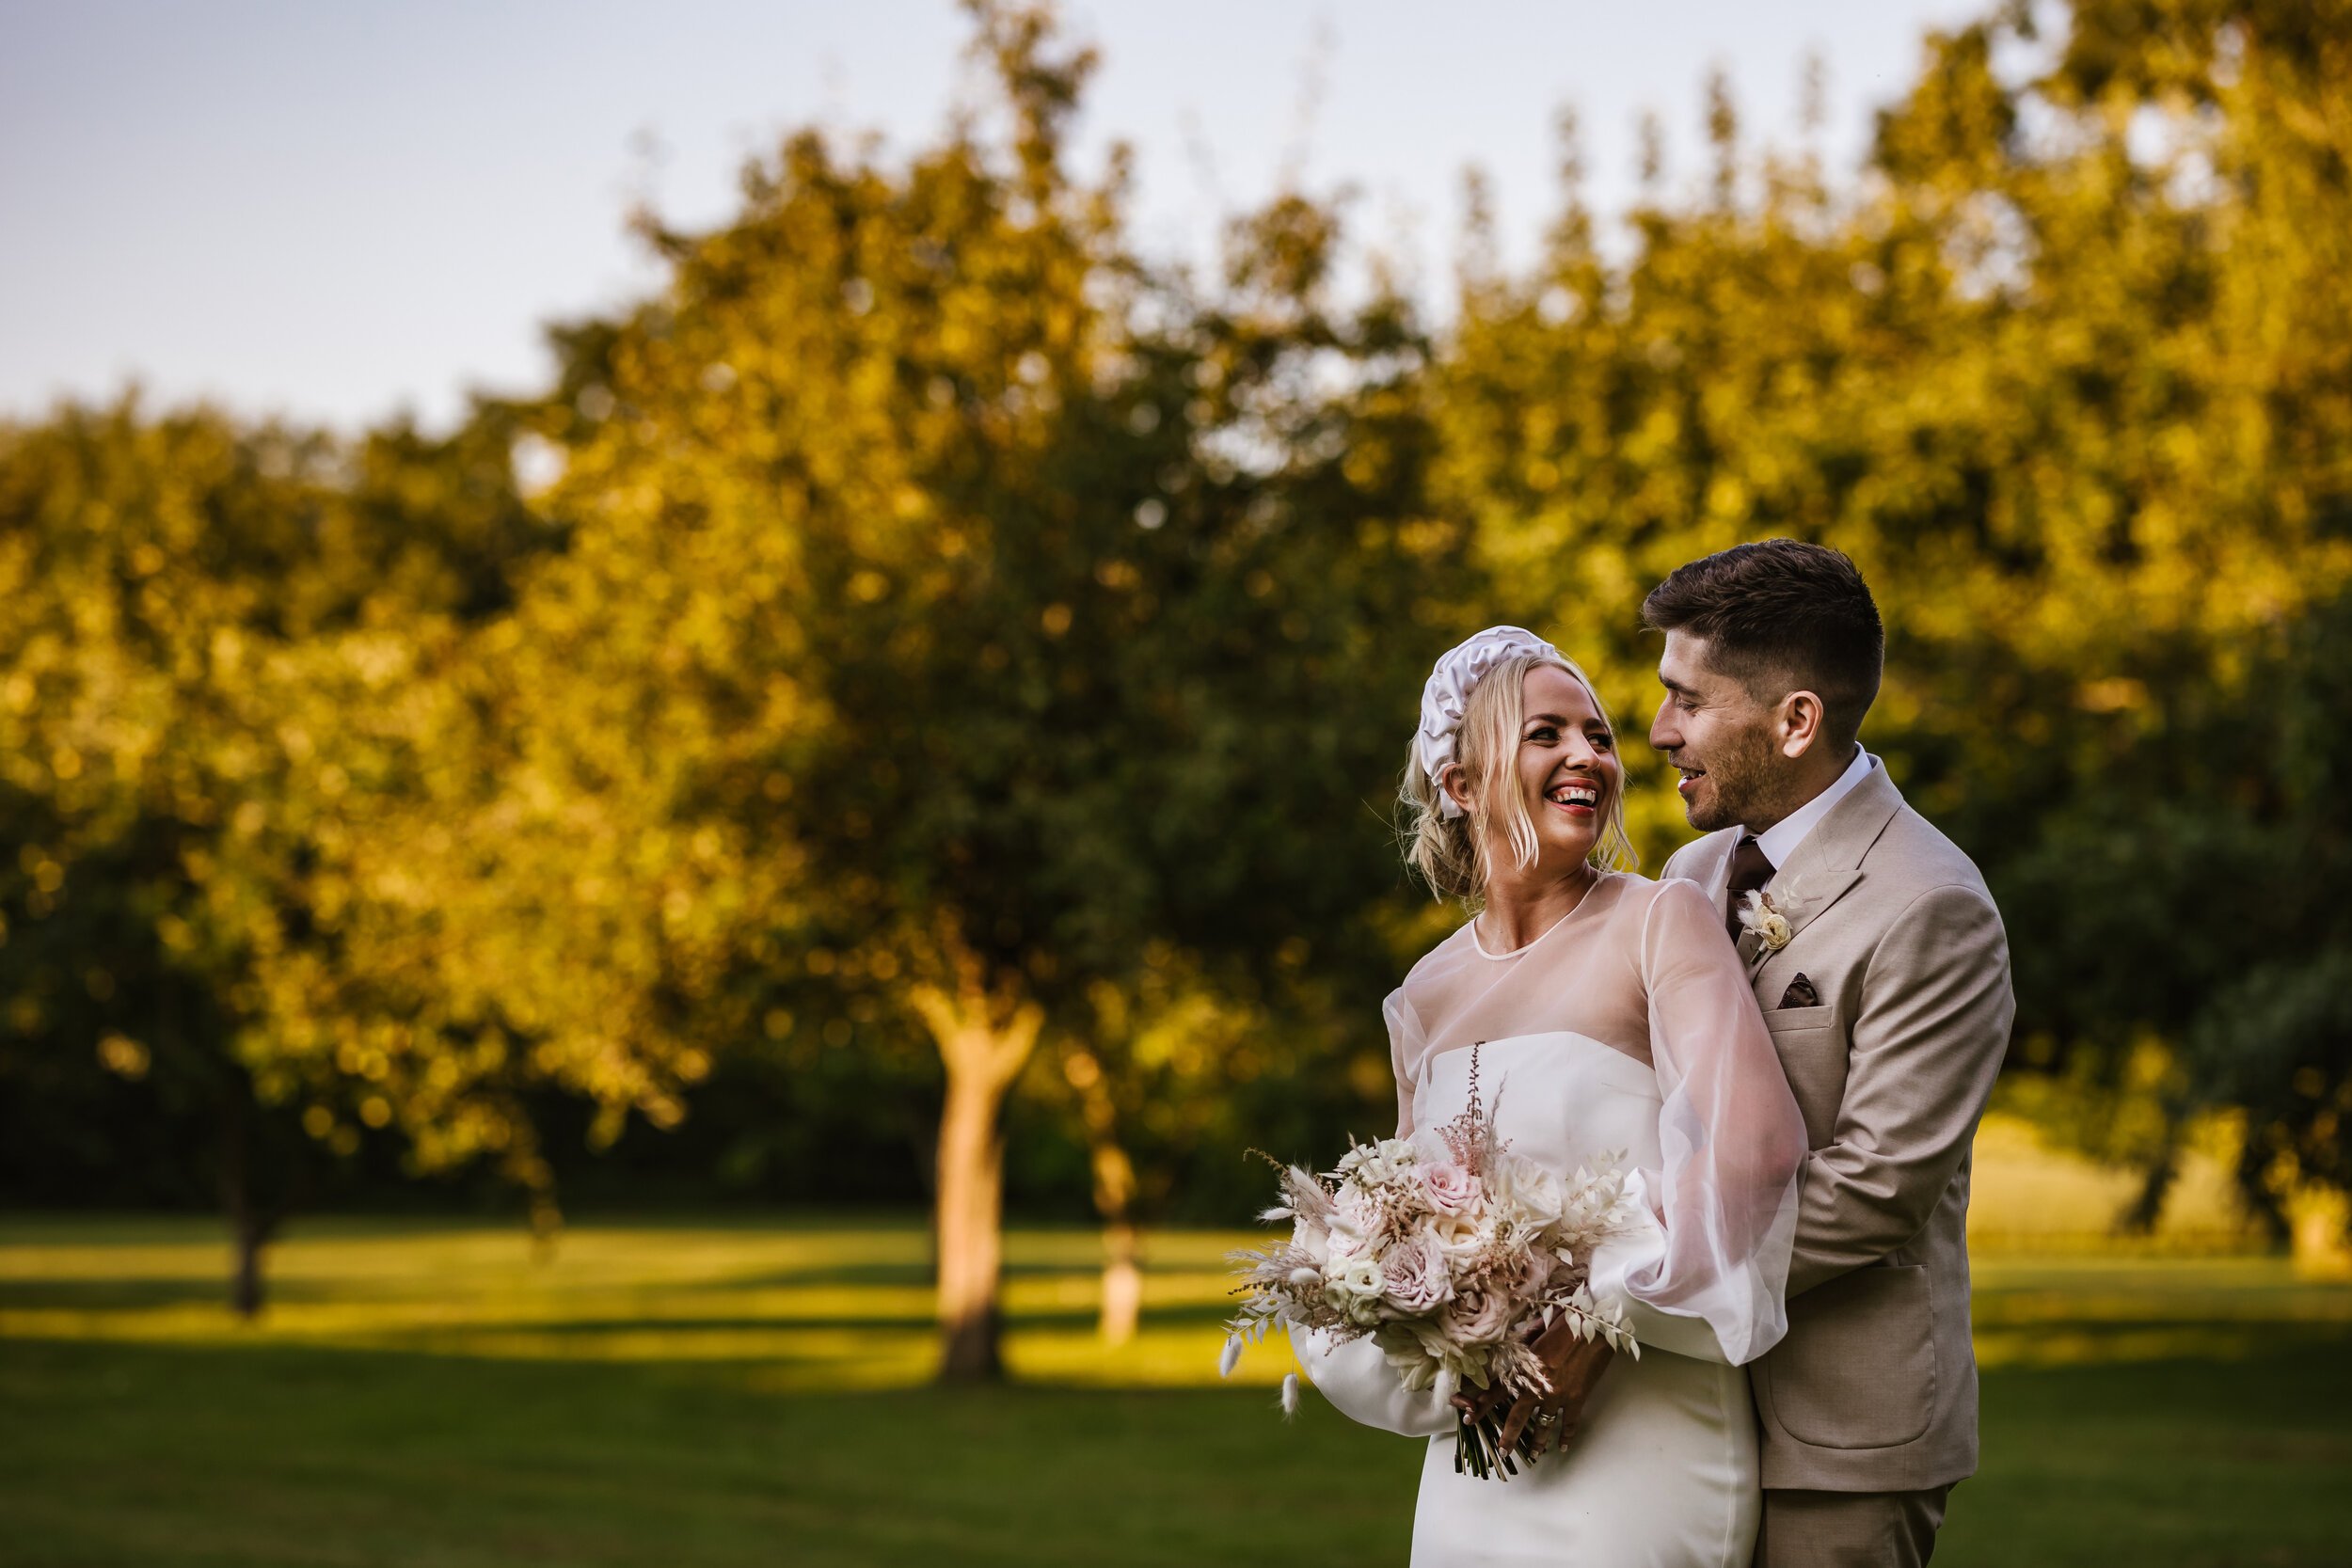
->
[1777,974,1820,1009]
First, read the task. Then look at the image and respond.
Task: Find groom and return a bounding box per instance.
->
[1645,540,2013,1566]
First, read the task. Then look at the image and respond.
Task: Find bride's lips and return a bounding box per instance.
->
[1545,779,1601,816]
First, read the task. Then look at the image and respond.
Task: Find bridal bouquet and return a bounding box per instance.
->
[1223,1045,1641,1479]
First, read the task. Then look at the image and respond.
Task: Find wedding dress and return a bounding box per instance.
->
[1293,874,1806,1568]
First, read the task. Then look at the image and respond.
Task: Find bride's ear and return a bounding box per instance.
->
[1440,762,1478,819]
[1776,690,1826,759]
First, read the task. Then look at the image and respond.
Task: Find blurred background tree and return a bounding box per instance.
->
[5,0,2351,1354]
[0,401,554,1310]
[1432,0,2352,1227]
[464,4,1465,1378]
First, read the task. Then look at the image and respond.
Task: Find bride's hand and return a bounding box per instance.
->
[1499,1332,1612,1454]
[1454,1314,1615,1454]
[1449,1316,1546,1426]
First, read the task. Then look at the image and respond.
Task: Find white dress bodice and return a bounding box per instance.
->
[1289,877,1808,1567]
[1423,1030,1663,1168]
[1295,1031,1761,1567]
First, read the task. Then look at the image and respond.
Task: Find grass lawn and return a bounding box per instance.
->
[4,1214,2349,1566]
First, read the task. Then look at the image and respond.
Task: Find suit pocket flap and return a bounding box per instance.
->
[1762,1264,1935,1449]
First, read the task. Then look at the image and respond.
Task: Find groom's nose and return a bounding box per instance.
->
[1648,695,1678,752]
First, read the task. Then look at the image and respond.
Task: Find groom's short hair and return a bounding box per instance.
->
[1641,539,1883,750]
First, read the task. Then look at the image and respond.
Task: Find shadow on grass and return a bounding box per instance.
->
[0,1335,1415,1568]
[2,1333,2349,1568]
[8,1219,2352,1566]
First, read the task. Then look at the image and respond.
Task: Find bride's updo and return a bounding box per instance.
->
[1400,630,1638,902]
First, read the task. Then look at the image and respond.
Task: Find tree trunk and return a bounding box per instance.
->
[1059,1042,1142,1345]
[2118,1141,2179,1236]
[230,1208,273,1320]
[1099,1217,1142,1346]
[217,1086,279,1321]
[935,1067,1011,1381]
[911,934,1043,1386]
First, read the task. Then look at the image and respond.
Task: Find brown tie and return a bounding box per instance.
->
[1724,833,1773,939]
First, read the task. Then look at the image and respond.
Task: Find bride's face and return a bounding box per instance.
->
[1501,665,1619,877]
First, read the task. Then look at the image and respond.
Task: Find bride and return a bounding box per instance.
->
[1293,626,1807,1567]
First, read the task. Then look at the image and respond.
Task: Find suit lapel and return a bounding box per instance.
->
[1770,867,1863,945]
[1677,776,1902,977]
[1762,763,1904,951]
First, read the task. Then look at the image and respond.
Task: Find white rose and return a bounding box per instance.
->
[1335,1137,1420,1186]
[1330,1182,1384,1253]
[1424,1204,1491,1259]
[1491,1153,1564,1227]
[1739,891,1793,951]
[1325,1254,1387,1326]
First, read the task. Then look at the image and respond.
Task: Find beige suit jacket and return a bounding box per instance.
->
[1661,762,2013,1493]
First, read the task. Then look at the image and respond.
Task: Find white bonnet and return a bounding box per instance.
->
[1411,626,1565,819]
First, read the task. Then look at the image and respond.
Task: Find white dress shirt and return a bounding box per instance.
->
[1751,746,1877,871]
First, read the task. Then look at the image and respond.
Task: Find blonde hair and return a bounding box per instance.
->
[1400,651,1639,903]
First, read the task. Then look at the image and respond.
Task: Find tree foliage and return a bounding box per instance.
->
[6,0,2352,1342]
[1430,0,2352,1220]
[0,401,558,1304]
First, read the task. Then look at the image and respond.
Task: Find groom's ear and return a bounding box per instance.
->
[1774,689,1828,759]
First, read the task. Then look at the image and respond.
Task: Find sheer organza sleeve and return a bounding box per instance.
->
[1288,984,1453,1437]
[1385,989,1426,1139]
[1587,878,1805,1366]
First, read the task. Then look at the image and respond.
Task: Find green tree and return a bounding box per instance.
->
[487,2,1463,1377]
[1430,0,2352,1223]
[0,399,553,1309]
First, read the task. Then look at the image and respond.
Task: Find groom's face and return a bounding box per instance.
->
[1649,632,1781,833]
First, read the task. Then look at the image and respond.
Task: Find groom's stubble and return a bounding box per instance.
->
[1676,717,1787,834]
[1652,627,1833,837]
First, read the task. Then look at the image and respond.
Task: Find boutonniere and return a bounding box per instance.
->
[1736,889,1794,953]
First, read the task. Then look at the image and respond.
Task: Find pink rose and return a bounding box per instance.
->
[1441,1286,1517,1346]
[1420,1160,1483,1215]
[1378,1227,1455,1318]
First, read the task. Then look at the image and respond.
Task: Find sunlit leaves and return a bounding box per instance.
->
[1432,0,2352,1211]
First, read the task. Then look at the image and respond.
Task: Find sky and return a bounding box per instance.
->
[0,0,1989,434]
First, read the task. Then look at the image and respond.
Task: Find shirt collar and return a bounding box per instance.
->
[1750,746,1877,870]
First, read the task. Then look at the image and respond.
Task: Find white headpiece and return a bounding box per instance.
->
[1412,626,1565,818]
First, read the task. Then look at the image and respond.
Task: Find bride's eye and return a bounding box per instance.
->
[1591,730,1615,752]
[1525,725,1559,744]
